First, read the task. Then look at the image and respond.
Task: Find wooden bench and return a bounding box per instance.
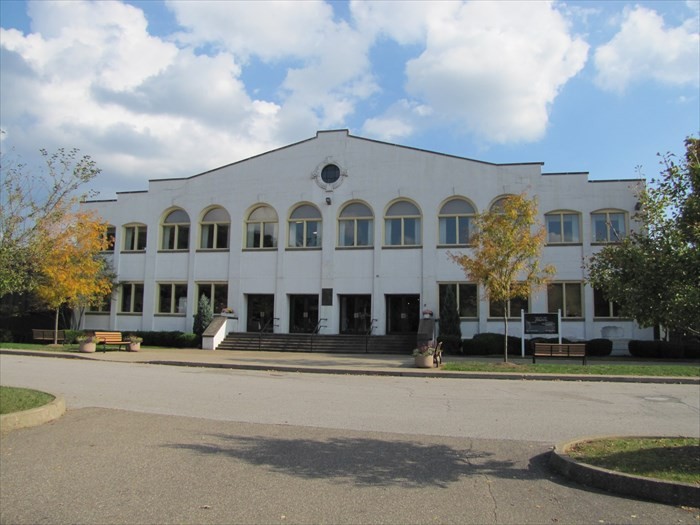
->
[94,331,131,352]
[32,329,65,343]
[533,342,587,365]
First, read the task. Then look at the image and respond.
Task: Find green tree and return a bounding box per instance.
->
[587,137,699,336]
[193,294,214,344]
[450,193,554,361]
[438,284,462,353]
[0,147,101,297]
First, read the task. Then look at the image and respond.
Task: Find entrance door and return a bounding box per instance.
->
[339,295,372,334]
[289,295,319,333]
[246,294,275,332]
[386,294,420,334]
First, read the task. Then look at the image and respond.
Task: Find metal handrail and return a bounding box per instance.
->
[365,318,378,353]
[313,318,328,335]
[258,317,279,350]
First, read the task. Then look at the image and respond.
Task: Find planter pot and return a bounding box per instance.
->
[414,354,434,368]
[129,342,141,352]
[79,342,96,353]
[423,314,433,319]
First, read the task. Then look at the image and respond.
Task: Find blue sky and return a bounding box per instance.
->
[1,0,698,199]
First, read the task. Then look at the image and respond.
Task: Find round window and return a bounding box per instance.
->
[321,164,340,184]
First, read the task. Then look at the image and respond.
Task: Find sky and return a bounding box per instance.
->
[1,0,698,199]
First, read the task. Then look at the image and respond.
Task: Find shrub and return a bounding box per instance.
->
[192,294,214,343]
[586,338,613,357]
[471,333,523,355]
[63,329,83,345]
[0,329,12,342]
[437,334,462,354]
[629,340,694,359]
[684,340,700,359]
[461,338,482,355]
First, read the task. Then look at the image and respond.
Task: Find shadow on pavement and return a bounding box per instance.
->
[164,434,537,488]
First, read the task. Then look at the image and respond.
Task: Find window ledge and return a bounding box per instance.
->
[117,312,143,316]
[382,245,423,249]
[121,250,146,254]
[336,246,374,250]
[154,314,187,317]
[545,243,583,247]
[196,248,230,253]
[437,244,471,249]
[286,247,322,251]
[242,247,278,252]
[85,312,110,315]
[157,249,190,253]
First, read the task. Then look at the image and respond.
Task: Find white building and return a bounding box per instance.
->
[82,130,652,347]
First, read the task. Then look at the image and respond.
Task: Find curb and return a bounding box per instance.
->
[549,436,700,507]
[0,394,66,434]
[1,349,699,385]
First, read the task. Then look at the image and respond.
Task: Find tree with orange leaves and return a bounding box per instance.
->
[450,193,554,361]
[34,210,114,344]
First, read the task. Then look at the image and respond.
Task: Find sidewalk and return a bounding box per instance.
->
[1,347,698,384]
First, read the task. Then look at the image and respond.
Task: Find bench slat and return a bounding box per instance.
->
[533,343,586,364]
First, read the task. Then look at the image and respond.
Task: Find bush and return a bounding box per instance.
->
[471,333,523,355]
[461,338,482,355]
[63,330,83,345]
[0,329,12,342]
[684,340,700,359]
[629,340,690,359]
[437,334,462,354]
[586,338,613,357]
[129,331,198,348]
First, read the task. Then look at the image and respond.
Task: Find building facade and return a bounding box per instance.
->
[82,130,653,345]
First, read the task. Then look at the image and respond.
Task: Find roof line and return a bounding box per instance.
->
[150,129,545,184]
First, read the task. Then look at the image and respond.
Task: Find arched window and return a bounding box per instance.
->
[591,209,627,243]
[338,202,373,247]
[161,209,190,250]
[288,204,322,248]
[200,207,230,250]
[490,195,514,213]
[545,210,581,244]
[384,200,421,246]
[438,198,475,245]
[246,205,278,249]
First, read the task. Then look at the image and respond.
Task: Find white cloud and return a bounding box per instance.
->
[594,5,700,93]
[402,1,588,143]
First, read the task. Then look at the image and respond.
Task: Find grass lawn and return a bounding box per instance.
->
[0,386,55,415]
[568,437,700,484]
[0,342,156,352]
[442,361,700,377]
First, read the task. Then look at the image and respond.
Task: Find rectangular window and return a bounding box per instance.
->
[438,217,471,245]
[120,283,144,313]
[216,224,229,249]
[489,293,529,318]
[439,283,478,318]
[592,212,626,243]
[104,226,116,252]
[87,294,112,313]
[546,213,580,244]
[196,283,228,314]
[547,282,583,318]
[124,225,147,251]
[593,288,621,317]
[158,283,188,314]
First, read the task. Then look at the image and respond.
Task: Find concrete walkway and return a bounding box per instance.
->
[1,347,698,384]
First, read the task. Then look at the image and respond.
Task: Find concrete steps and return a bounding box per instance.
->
[217,333,416,354]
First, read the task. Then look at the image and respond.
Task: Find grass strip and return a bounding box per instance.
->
[567,437,700,484]
[442,362,700,377]
[0,386,55,415]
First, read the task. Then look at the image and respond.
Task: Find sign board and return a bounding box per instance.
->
[524,313,558,334]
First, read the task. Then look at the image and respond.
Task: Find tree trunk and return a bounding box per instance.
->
[502,301,509,363]
[53,307,60,345]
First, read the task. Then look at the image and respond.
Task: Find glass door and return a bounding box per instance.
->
[339,295,372,334]
[246,294,275,332]
[289,295,319,333]
[386,294,420,334]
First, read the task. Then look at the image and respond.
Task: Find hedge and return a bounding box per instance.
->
[628,339,699,359]
[461,334,614,357]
